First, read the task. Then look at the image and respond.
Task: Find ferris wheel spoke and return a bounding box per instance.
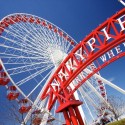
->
[79,86,98,109]
[0,41,51,63]
[78,88,104,124]
[0,49,42,59]
[9,17,39,39]
[32,25,53,46]
[6,15,73,56]
[74,77,100,108]
[39,23,61,46]
[43,27,61,48]
[85,81,108,107]
[0,45,43,58]
[4,57,50,64]
[77,70,105,97]
[9,62,53,76]
[60,36,68,53]
[6,61,52,72]
[10,65,52,75]
[39,26,54,43]
[44,27,57,44]
[81,85,100,98]
[36,23,66,52]
[4,27,48,55]
[24,22,51,47]
[82,87,101,107]
[0,56,45,60]
[0,35,45,57]
[14,21,51,50]
[3,59,52,64]
[8,24,28,38]
[82,96,95,122]
[1,57,50,64]
[51,31,62,49]
[16,64,53,86]
[26,70,52,98]
[75,72,105,107]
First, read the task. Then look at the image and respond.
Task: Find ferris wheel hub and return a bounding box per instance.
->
[48,46,67,66]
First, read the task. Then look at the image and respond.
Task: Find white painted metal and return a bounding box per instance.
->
[119,0,125,6]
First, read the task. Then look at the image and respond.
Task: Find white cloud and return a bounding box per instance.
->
[108,77,115,82]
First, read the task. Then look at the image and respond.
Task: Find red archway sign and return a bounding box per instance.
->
[41,8,125,125]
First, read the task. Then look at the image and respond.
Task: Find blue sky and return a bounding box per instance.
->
[0,0,123,42]
[0,0,125,124]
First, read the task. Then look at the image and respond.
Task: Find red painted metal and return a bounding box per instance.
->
[63,110,71,125]
[56,100,83,113]
[41,8,125,97]
[40,8,125,124]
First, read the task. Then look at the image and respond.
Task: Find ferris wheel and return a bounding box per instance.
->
[0,13,109,125]
[0,9,125,125]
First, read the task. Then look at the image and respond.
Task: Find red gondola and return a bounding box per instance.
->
[19,99,31,114]
[59,31,63,36]
[100,86,104,90]
[54,28,58,33]
[98,80,103,85]
[36,18,41,24]
[29,16,35,23]
[41,21,47,27]
[101,93,106,97]
[7,86,19,100]
[32,110,42,125]
[32,117,41,125]
[0,72,10,86]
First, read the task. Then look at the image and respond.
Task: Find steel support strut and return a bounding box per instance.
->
[56,100,84,125]
[62,106,84,125]
[69,106,78,125]
[63,110,71,125]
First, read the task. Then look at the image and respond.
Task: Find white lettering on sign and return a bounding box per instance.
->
[107,50,115,59]
[66,59,78,72]
[100,43,125,63]
[117,14,125,31]
[51,79,60,91]
[51,14,125,90]
[115,45,122,54]
[75,48,85,61]
[101,27,111,40]
[87,38,96,52]
[58,69,69,82]
[100,54,107,62]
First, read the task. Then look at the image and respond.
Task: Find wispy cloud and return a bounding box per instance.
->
[108,77,115,82]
